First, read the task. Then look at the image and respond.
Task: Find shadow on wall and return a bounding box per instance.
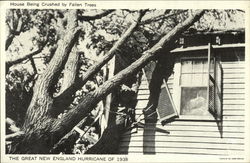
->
[142,108,158,154]
[142,53,174,154]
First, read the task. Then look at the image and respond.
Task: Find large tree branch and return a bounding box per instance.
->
[51,45,81,116]
[51,100,105,153]
[57,46,80,95]
[54,10,147,108]
[78,10,115,21]
[85,72,142,154]
[50,117,89,153]
[50,10,205,141]
[23,10,81,128]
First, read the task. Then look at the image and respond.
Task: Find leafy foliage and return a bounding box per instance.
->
[6,68,33,128]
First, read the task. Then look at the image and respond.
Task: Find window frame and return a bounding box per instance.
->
[171,47,222,121]
[178,57,214,120]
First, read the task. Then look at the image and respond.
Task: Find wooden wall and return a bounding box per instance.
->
[118,48,245,156]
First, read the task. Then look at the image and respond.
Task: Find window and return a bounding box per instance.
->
[171,44,222,121]
[150,44,222,123]
[180,59,210,116]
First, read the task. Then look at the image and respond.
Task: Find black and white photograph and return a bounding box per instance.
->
[1,1,249,162]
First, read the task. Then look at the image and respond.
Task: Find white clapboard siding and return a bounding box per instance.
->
[223,84,245,89]
[119,58,245,156]
[223,68,245,74]
[120,141,244,150]
[119,147,244,155]
[224,73,245,79]
[223,104,245,110]
[223,88,245,94]
[223,93,244,99]
[221,62,245,69]
[223,100,245,105]
[223,78,244,84]
[121,129,244,139]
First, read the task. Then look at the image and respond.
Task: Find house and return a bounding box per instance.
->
[118,29,245,155]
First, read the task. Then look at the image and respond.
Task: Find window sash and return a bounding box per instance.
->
[180,58,208,87]
[180,86,209,116]
[178,43,222,119]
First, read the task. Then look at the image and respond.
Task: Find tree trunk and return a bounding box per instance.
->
[50,116,91,154]
[145,52,175,118]
[9,10,204,154]
[10,10,81,154]
[85,115,126,154]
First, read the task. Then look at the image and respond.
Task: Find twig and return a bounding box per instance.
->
[78,10,115,21]
[6,131,25,141]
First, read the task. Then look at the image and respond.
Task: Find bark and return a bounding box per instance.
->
[55,10,146,108]
[58,46,80,95]
[85,115,126,154]
[50,117,90,154]
[51,101,104,153]
[51,46,81,116]
[144,53,175,119]
[78,10,115,21]
[50,10,205,149]
[23,10,80,128]
[10,10,81,154]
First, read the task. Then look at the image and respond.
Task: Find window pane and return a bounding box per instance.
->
[193,60,204,73]
[180,74,192,86]
[181,60,192,73]
[180,87,211,116]
[203,60,208,73]
[202,73,208,85]
[192,73,204,86]
[181,59,208,86]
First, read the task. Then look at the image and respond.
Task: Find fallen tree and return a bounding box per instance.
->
[7,9,205,154]
[54,10,205,154]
